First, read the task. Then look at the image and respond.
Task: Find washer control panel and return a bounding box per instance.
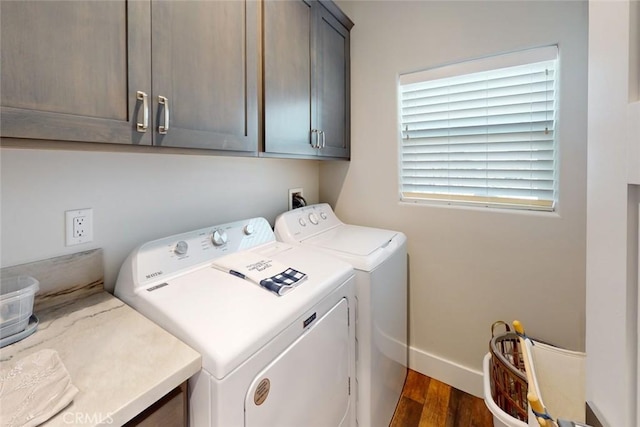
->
[274,203,342,242]
[134,217,275,288]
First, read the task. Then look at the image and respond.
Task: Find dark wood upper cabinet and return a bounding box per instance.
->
[150,1,258,151]
[1,0,258,153]
[0,1,152,145]
[263,0,353,160]
[1,0,350,159]
[314,4,351,159]
[263,0,314,157]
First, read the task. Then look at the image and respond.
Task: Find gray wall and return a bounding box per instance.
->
[325,0,588,394]
[1,148,319,291]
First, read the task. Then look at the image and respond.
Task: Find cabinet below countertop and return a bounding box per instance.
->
[0,292,201,427]
[124,382,188,427]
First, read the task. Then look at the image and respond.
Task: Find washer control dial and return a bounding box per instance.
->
[308,213,319,225]
[174,240,189,255]
[298,218,307,227]
[243,224,255,235]
[319,211,327,220]
[212,229,228,246]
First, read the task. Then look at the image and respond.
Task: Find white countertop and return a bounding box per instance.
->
[0,291,202,426]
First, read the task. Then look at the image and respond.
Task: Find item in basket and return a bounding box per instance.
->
[489,321,528,422]
[513,320,588,427]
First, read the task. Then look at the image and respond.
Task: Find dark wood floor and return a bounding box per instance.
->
[390,369,494,427]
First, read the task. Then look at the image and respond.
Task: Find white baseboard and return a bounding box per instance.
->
[409,346,484,398]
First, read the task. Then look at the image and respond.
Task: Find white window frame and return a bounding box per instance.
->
[398,45,559,211]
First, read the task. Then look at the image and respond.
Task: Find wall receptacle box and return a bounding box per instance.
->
[288,188,304,211]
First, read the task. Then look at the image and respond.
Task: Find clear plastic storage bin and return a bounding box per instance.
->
[0,276,39,339]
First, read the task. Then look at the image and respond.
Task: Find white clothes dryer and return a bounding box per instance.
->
[115,217,356,427]
[275,203,408,427]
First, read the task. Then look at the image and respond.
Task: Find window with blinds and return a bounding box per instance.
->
[399,46,558,211]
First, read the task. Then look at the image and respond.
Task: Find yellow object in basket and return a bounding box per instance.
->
[512,320,586,427]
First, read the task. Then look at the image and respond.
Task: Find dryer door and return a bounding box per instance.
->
[245,298,352,427]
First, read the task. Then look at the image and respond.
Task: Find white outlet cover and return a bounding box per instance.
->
[65,208,93,246]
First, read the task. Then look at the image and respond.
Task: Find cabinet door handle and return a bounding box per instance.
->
[158,96,170,134]
[136,91,149,132]
[310,129,318,148]
[320,130,326,148]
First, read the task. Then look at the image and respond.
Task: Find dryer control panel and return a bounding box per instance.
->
[125,217,276,289]
[274,203,343,242]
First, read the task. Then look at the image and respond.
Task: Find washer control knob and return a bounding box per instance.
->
[298,217,307,227]
[243,224,255,235]
[319,211,327,220]
[174,240,188,255]
[308,213,319,225]
[212,229,228,246]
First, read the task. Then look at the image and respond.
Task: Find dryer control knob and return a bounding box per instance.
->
[308,213,319,225]
[174,240,188,255]
[243,224,255,235]
[319,211,327,220]
[212,229,228,246]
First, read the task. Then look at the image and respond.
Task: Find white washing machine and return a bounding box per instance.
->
[114,217,356,427]
[275,203,408,427]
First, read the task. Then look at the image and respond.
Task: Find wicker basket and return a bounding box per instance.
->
[489,321,528,422]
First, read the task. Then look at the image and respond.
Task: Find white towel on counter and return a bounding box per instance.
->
[1,349,78,427]
[212,251,307,296]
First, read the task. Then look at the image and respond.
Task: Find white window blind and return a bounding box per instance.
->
[399,46,559,211]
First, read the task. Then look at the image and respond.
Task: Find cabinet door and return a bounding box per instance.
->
[151,1,258,152]
[314,4,350,159]
[124,383,187,427]
[0,1,151,145]
[263,0,316,156]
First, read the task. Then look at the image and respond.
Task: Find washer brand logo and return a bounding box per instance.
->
[145,271,163,279]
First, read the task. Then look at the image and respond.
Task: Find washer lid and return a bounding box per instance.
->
[302,225,405,271]
[304,224,397,256]
[127,243,353,380]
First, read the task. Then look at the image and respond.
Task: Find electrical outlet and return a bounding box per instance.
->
[288,188,304,210]
[65,208,93,246]
[73,216,87,238]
